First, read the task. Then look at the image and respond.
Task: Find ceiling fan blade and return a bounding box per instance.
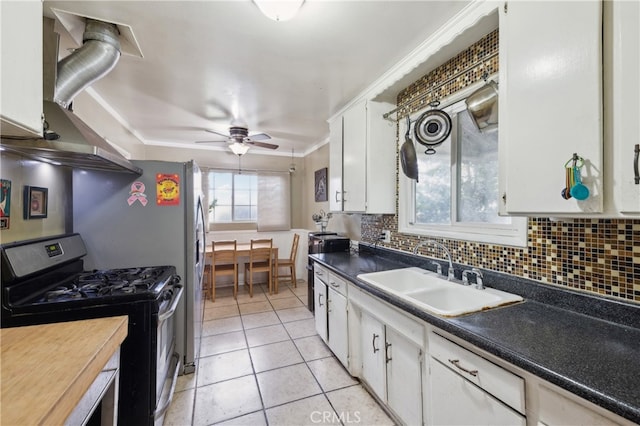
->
[246,141,279,150]
[248,132,271,141]
[205,129,231,138]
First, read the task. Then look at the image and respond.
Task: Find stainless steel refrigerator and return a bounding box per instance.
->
[73,160,206,374]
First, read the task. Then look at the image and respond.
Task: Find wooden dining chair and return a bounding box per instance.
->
[212,240,237,301]
[244,239,273,297]
[203,262,212,301]
[276,233,300,293]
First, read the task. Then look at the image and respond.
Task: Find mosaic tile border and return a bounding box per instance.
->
[362,29,640,303]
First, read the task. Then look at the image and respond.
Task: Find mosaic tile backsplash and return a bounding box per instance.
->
[363,29,640,303]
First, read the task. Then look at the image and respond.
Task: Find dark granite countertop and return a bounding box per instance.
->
[310,248,640,424]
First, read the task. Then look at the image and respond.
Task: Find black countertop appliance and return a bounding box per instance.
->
[307,232,350,311]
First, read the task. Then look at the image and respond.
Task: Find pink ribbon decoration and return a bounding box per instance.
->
[127,181,148,206]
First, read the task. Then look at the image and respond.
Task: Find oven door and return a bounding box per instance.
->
[154,285,183,424]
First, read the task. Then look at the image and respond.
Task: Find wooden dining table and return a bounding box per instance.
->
[205,242,280,293]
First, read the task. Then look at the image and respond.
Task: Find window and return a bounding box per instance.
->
[399,93,527,247]
[207,172,257,223]
[205,169,291,231]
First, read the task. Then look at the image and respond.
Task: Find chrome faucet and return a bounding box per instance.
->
[462,268,485,290]
[413,239,455,281]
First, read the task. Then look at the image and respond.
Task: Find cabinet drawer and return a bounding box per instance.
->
[314,263,329,283]
[429,332,525,414]
[327,272,347,296]
[538,385,623,426]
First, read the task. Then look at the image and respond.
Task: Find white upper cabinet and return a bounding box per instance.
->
[329,100,396,214]
[342,99,368,212]
[328,115,344,212]
[604,0,640,214]
[499,1,603,215]
[0,1,43,138]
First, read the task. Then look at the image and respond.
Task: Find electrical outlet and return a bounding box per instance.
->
[382,230,391,243]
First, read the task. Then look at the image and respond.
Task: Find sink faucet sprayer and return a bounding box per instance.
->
[412,240,455,280]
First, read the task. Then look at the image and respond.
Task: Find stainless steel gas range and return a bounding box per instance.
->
[1,233,182,426]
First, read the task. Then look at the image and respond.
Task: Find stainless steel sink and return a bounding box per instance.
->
[357,267,523,317]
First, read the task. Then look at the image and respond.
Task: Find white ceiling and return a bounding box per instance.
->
[43,1,470,157]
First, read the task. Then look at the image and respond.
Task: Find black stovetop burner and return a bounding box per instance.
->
[37,266,174,303]
[2,262,177,309]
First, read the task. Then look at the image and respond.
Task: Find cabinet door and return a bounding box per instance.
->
[386,327,423,426]
[342,99,367,212]
[0,1,43,137]
[360,311,385,399]
[329,115,344,211]
[608,0,640,214]
[314,279,328,343]
[328,287,348,368]
[499,1,603,214]
[430,359,525,426]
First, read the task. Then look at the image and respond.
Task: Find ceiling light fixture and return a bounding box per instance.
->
[253,0,304,22]
[229,142,250,156]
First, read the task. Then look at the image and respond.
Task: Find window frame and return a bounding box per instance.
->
[206,170,258,225]
[398,80,527,247]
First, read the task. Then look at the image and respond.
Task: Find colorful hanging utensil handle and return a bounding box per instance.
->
[570,165,590,200]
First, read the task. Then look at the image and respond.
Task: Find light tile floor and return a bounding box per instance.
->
[165,281,396,426]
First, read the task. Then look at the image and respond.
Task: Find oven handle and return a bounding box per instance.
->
[154,352,181,420]
[158,285,184,323]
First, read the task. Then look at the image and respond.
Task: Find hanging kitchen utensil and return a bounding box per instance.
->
[466,78,499,132]
[561,154,589,201]
[414,100,452,155]
[561,166,573,200]
[570,165,590,200]
[400,116,419,181]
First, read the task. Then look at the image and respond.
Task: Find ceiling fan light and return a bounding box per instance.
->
[230,142,250,156]
[254,0,304,22]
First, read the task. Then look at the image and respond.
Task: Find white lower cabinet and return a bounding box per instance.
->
[360,311,386,399]
[314,263,349,368]
[327,285,348,367]
[386,327,423,426]
[428,332,525,426]
[430,360,524,426]
[351,286,424,425]
[314,276,328,343]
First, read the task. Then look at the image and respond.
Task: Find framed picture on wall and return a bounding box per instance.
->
[314,167,328,202]
[1,179,11,230]
[23,186,48,219]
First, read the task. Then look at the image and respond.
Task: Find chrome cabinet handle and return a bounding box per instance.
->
[330,281,340,288]
[385,342,392,364]
[372,333,379,353]
[634,144,639,185]
[318,293,324,307]
[335,191,341,202]
[448,359,478,377]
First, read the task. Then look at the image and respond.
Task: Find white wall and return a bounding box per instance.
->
[0,152,70,243]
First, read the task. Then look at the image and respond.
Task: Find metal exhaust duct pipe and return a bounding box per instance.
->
[54,19,121,108]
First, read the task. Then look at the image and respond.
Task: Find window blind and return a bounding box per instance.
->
[257,172,291,231]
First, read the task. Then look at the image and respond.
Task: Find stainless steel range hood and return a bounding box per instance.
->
[2,101,142,174]
[0,17,142,175]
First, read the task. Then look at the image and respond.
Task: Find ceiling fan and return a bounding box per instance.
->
[196,126,279,155]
